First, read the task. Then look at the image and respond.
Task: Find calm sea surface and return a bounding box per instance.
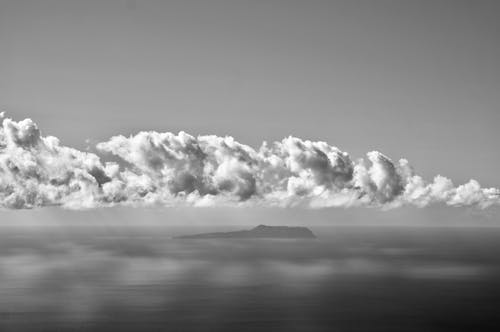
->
[1,225,500,331]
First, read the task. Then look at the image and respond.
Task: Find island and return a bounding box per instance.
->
[175,224,316,239]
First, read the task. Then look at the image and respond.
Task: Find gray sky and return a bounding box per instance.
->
[1,0,499,224]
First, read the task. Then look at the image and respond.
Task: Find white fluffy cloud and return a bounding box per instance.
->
[1,116,499,209]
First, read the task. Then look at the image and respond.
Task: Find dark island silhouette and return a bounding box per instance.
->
[175,225,316,239]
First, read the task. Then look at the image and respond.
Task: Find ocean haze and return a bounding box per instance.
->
[1,205,499,228]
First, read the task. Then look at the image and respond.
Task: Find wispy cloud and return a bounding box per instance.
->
[1,115,498,209]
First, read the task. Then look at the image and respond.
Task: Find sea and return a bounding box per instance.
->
[1,225,500,331]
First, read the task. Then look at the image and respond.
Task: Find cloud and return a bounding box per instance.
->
[0,117,115,209]
[1,116,499,209]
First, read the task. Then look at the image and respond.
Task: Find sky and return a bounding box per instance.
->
[0,0,499,225]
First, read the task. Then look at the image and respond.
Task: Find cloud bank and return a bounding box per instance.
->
[1,115,499,209]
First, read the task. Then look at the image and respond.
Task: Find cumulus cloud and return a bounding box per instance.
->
[1,116,499,209]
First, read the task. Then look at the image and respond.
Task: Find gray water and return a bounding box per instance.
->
[1,225,500,331]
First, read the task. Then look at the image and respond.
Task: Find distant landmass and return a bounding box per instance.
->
[175,225,316,239]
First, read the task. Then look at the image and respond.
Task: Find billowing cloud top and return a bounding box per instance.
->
[0,115,499,209]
